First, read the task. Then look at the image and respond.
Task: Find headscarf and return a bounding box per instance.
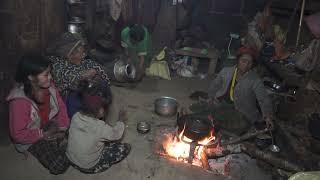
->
[46,32,86,58]
[237,46,258,60]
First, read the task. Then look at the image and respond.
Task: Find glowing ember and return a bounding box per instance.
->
[161,127,215,167]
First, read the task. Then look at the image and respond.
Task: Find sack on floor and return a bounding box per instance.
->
[146,47,171,80]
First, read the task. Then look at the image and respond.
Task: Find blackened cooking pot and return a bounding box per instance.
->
[177,113,214,142]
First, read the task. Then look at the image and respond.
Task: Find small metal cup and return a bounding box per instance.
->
[137,121,151,134]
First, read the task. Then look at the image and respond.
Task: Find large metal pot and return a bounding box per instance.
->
[67,24,83,34]
[177,114,214,142]
[67,17,85,34]
[113,59,136,82]
[154,96,178,117]
[69,17,85,24]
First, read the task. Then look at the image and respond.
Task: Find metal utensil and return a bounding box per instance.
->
[67,23,83,34]
[67,16,85,34]
[137,121,151,134]
[113,59,136,82]
[154,96,178,117]
[269,130,280,153]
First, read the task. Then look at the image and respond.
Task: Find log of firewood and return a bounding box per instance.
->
[277,121,320,169]
[200,149,210,170]
[242,143,304,172]
[205,144,242,158]
[221,128,270,145]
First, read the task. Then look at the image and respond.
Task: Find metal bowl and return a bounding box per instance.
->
[137,121,151,134]
[154,96,178,117]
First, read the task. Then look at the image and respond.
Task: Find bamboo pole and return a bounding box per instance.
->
[295,0,306,50]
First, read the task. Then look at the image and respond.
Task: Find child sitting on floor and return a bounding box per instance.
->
[66,80,130,174]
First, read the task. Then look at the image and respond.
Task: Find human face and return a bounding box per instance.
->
[68,45,86,65]
[97,107,105,120]
[237,54,253,74]
[30,67,52,89]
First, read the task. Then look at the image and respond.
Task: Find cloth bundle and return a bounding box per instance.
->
[146,47,171,80]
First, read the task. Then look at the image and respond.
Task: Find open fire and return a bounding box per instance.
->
[161,126,215,167]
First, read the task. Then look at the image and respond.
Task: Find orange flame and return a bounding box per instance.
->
[162,126,215,166]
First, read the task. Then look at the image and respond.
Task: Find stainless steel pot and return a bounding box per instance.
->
[67,17,85,34]
[69,16,85,24]
[68,24,83,34]
[113,60,136,82]
[154,96,178,117]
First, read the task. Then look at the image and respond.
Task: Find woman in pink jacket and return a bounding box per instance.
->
[6,54,70,174]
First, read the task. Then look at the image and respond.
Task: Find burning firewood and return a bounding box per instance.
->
[205,144,242,159]
[200,150,210,170]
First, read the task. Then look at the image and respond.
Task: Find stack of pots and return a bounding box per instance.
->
[67,0,86,34]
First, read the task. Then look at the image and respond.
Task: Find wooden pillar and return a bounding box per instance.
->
[1,0,65,54]
[86,0,96,47]
[40,0,66,53]
[15,0,42,53]
[152,0,177,51]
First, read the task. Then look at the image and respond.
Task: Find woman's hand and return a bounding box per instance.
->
[207,97,220,106]
[264,116,274,130]
[81,69,97,79]
[118,108,128,124]
[43,125,66,141]
[43,131,65,141]
[43,128,58,141]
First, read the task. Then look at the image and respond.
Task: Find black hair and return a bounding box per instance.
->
[15,54,51,97]
[129,24,145,42]
[77,80,112,117]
